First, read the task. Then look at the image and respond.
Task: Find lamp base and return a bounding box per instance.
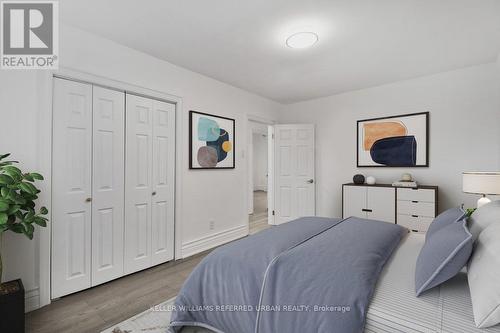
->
[477,196,491,208]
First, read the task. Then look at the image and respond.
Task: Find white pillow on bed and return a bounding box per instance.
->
[468,200,500,241]
[468,216,500,328]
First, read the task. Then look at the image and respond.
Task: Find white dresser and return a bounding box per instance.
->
[342,183,438,232]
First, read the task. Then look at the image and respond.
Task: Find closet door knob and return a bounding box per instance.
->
[307,179,314,184]
[85,197,92,203]
[152,191,157,196]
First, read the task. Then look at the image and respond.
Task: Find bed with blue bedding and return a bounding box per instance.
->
[169,216,406,333]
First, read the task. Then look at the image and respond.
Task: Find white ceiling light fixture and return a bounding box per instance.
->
[286,31,319,49]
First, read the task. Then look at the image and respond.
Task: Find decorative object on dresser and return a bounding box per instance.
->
[366,176,376,185]
[353,174,365,185]
[462,171,500,208]
[392,173,417,188]
[343,183,438,232]
[189,111,235,169]
[357,112,429,167]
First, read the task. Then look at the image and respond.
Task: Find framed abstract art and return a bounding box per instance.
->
[189,111,235,169]
[357,112,429,167]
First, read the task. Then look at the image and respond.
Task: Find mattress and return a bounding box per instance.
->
[365,233,500,333]
[182,232,500,333]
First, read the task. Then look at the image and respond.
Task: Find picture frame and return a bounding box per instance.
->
[357,111,429,167]
[189,110,236,169]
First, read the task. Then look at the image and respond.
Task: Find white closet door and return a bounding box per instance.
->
[124,94,154,274]
[52,78,93,298]
[151,100,175,265]
[91,86,125,286]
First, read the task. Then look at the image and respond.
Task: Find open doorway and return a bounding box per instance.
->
[248,119,272,234]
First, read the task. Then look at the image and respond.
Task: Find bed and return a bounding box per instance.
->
[170,217,500,333]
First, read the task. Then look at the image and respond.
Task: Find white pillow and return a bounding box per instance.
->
[468,200,500,241]
[467,222,500,328]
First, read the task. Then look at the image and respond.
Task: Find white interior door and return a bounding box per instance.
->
[52,78,93,298]
[91,86,125,286]
[151,100,175,266]
[274,124,315,224]
[124,94,153,274]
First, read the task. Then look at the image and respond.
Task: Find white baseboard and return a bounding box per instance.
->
[181,224,248,258]
[25,287,40,312]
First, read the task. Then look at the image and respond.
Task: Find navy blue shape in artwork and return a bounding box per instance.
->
[370,135,417,166]
[207,128,229,162]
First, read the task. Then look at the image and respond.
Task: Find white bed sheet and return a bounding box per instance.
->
[365,232,500,333]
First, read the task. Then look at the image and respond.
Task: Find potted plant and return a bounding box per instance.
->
[0,153,48,333]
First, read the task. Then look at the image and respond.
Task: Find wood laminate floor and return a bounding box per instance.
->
[249,190,270,235]
[26,191,271,333]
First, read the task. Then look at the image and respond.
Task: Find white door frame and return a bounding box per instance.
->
[37,67,183,308]
[246,115,274,220]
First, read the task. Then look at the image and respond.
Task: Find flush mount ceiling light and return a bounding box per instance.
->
[286,31,319,49]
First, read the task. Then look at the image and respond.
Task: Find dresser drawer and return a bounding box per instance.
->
[397,188,435,202]
[397,200,435,218]
[397,214,433,232]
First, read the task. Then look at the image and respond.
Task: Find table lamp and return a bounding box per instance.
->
[462,172,500,207]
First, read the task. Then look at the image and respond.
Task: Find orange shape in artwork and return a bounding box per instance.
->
[222,141,232,152]
[363,121,407,151]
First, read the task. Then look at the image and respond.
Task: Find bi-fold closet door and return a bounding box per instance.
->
[124,94,175,274]
[51,78,175,299]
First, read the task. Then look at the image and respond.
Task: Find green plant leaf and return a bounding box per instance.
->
[29,173,44,181]
[23,173,34,182]
[2,167,22,181]
[0,174,14,185]
[23,223,34,239]
[0,153,11,160]
[3,165,22,174]
[10,223,25,234]
[0,200,9,212]
[0,187,9,198]
[25,182,38,194]
[40,206,48,215]
[34,217,47,227]
[0,212,8,225]
[7,205,20,215]
[18,182,35,194]
[7,190,24,204]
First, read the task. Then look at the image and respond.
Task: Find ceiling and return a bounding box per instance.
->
[60,0,500,103]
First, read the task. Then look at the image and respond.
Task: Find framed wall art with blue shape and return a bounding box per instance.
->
[357,112,429,167]
[189,111,235,169]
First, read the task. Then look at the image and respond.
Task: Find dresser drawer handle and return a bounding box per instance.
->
[412,200,419,203]
[362,209,373,212]
[411,215,419,218]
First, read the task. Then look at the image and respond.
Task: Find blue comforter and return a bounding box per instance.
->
[169,216,406,333]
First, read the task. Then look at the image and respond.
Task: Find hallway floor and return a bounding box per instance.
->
[249,190,270,235]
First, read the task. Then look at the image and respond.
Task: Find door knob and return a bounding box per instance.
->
[152,191,157,196]
[307,179,314,184]
[85,197,92,203]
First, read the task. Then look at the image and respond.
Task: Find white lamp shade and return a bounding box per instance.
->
[463,172,500,195]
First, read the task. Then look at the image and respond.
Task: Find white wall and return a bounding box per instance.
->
[279,63,500,218]
[0,24,280,309]
[253,133,268,191]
